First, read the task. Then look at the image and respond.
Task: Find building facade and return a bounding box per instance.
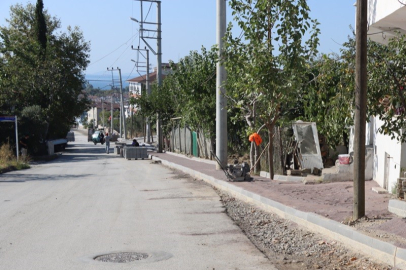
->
[366,0,406,191]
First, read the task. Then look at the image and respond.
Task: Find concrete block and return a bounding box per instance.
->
[47,141,54,156]
[388,199,406,218]
[260,171,270,178]
[274,174,303,182]
[124,147,148,160]
[372,187,388,194]
[66,131,75,142]
[395,248,406,269]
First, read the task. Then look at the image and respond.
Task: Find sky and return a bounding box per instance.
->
[0,0,356,88]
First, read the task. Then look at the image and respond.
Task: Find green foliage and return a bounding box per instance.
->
[224,0,320,178]
[126,113,144,138]
[303,32,406,146]
[99,109,120,131]
[168,47,218,135]
[0,3,91,143]
[83,85,129,97]
[20,105,47,139]
[367,33,406,142]
[133,46,218,137]
[35,0,47,57]
[0,142,30,173]
[302,53,354,149]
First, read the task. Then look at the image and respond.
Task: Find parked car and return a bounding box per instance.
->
[91,131,105,145]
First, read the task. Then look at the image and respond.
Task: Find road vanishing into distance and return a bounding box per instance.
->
[0,131,277,270]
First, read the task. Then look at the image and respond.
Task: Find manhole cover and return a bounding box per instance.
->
[94,252,149,263]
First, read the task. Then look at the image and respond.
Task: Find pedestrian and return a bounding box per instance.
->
[19,134,29,156]
[105,132,111,154]
[99,132,105,144]
[132,139,139,147]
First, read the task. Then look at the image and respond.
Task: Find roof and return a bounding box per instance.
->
[127,63,172,84]
[90,102,121,110]
[127,71,168,84]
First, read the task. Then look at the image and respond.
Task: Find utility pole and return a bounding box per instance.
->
[131,0,162,151]
[216,0,227,169]
[156,1,163,152]
[101,97,104,128]
[107,67,127,140]
[131,45,151,143]
[118,68,127,140]
[353,0,367,220]
[110,95,113,134]
[108,70,119,136]
[146,48,151,143]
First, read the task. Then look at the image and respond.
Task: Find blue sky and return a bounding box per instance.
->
[0,0,356,84]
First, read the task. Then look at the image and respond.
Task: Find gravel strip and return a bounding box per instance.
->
[216,189,393,270]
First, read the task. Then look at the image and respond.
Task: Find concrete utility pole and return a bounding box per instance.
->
[101,97,104,128]
[216,0,227,169]
[131,46,151,143]
[107,67,127,140]
[146,48,151,143]
[110,95,113,133]
[131,0,162,151]
[156,1,163,152]
[353,0,367,220]
[118,68,127,140]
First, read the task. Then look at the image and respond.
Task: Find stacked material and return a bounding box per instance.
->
[124,147,148,160]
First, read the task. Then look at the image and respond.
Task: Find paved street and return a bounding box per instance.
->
[0,132,276,270]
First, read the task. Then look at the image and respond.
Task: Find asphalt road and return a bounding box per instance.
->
[0,132,276,270]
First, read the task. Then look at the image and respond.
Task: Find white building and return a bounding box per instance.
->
[366,0,406,191]
[368,1,406,45]
[127,63,172,96]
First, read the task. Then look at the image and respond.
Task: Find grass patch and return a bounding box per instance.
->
[0,143,30,173]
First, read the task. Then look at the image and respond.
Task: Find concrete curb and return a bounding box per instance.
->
[389,199,406,218]
[152,155,406,269]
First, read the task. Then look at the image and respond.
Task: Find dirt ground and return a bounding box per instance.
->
[233,179,406,249]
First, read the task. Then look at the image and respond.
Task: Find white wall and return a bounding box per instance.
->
[129,82,142,95]
[368,0,404,25]
[373,117,404,191]
[367,0,406,44]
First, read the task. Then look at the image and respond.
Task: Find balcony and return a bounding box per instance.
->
[368,0,406,44]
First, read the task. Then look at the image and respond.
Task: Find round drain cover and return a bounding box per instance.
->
[94,252,149,263]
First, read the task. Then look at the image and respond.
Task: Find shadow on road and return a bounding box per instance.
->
[48,143,120,163]
[0,173,92,183]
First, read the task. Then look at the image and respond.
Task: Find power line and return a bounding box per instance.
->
[88,33,139,67]
[144,2,153,21]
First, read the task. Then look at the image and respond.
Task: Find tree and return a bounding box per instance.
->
[224,0,319,178]
[132,47,218,146]
[35,0,47,57]
[367,33,406,141]
[302,53,354,150]
[167,47,218,135]
[0,3,90,146]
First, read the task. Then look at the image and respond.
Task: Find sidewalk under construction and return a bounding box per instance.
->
[150,151,406,269]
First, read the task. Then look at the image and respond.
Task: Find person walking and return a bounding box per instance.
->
[105,132,111,154]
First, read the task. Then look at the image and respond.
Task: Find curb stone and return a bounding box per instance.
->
[151,155,406,269]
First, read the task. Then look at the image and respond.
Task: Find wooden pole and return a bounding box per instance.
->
[353,0,367,220]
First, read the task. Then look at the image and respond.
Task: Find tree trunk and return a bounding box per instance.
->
[268,126,274,179]
[278,127,286,175]
[255,143,260,173]
[250,141,255,172]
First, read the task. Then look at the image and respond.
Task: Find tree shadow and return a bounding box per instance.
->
[0,173,93,183]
